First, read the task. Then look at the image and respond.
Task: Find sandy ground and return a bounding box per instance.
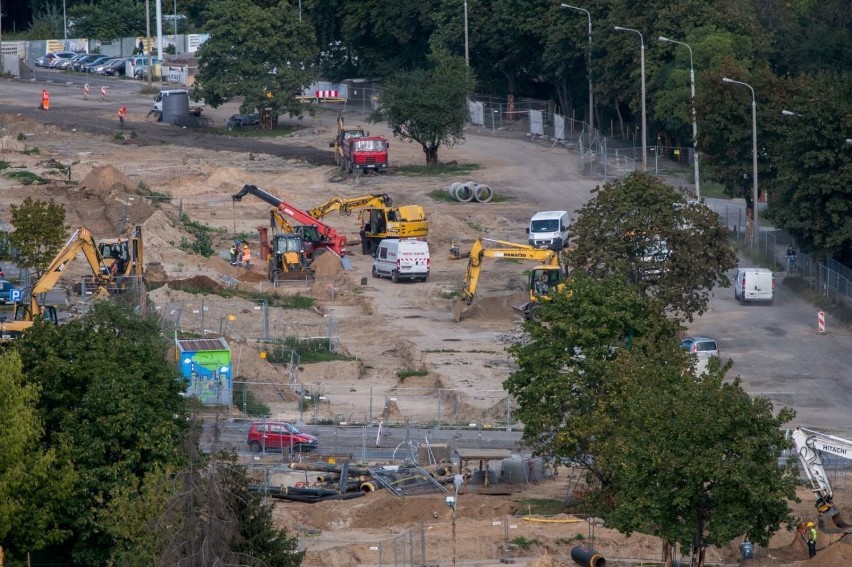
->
[0,94,845,566]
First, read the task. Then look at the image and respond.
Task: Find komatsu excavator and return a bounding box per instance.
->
[307,194,429,255]
[0,227,114,340]
[791,427,852,533]
[454,237,565,322]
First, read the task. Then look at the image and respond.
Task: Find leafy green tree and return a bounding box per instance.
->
[193,0,317,126]
[567,172,736,321]
[12,303,189,565]
[68,0,145,40]
[371,47,474,166]
[9,198,67,280]
[765,72,852,263]
[589,351,796,567]
[0,351,76,564]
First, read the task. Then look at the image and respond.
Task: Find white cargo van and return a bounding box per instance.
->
[372,239,430,282]
[527,210,569,250]
[734,267,775,304]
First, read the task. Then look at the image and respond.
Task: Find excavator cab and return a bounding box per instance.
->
[13,302,58,325]
[529,266,563,299]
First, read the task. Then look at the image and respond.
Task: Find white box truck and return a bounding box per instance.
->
[372,239,430,282]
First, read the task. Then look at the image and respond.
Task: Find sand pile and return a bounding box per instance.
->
[458,291,528,322]
[140,210,192,264]
[526,555,573,567]
[170,275,224,293]
[80,165,135,194]
[810,540,852,566]
[310,251,344,278]
[425,213,482,249]
[205,167,257,193]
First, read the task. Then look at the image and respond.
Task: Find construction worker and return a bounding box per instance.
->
[241,243,251,268]
[806,521,817,558]
[118,105,127,128]
[229,240,240,266]
[41,88,50,111]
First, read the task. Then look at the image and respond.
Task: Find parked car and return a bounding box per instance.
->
[680,336,720,358]
[55,56,79,70]
[0,280,20,305]
[134,64,162,80]
[226,113,260,129]
[92,58,120,74]
[48,52,77,68]
[35,51,75,67]
[81,56,111,73]
[100,58,127,76]
[246,420,318,453]
[71,53,101,71]
[127,56,161,79]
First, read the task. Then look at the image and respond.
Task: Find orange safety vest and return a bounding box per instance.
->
[242,247,251,262]
[42,90,50,110]
[118,106,127,118]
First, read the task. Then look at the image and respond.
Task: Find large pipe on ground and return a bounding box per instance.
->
[289,462,370,475]
[571,546,606,567]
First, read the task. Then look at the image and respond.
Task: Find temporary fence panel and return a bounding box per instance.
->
[553,114,565,143]
[468,100,484,126]
[529,109,544,138]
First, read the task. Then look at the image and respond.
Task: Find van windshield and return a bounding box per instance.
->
[531,219,559,233]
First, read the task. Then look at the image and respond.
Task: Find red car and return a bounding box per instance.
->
[246,421,318,453]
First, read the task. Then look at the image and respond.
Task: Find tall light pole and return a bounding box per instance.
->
[63,0,68,47]
[614,26,647,171]
[463,0,469,66]
[723,77,759,247]
[560,4,593,133]
[659,36,700,200]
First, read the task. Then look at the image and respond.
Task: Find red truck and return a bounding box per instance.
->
[341,135,389,174]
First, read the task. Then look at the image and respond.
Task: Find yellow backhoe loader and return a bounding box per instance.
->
[0,227,116,340]
[454,237,566,322]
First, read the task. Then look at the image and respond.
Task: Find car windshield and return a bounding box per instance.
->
[531,219,559,232]
[285,423,300,434]
[354,140,386,151]
[695,341,716,351]
[679,339,693,350]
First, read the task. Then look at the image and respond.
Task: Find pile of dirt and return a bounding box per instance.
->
[145,262,167,284]
[170,275,223,293]
[205,166,255,193]
[80,165,135,194]
[311,251,344,278]
[811,540,852,566]
[526,555,573,567]
[458,291,528,322]
[238,269,267,283]
[139,210,192,265]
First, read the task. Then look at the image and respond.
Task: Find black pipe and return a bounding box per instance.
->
[571,545,606,567]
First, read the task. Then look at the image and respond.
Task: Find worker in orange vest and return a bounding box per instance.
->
[118,105,127,128]
[241,243,252,268]
[41,89,50,111]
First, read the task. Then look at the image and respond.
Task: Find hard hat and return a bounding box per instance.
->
[806,521,814,527]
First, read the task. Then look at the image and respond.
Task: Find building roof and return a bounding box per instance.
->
[176,337,229,352]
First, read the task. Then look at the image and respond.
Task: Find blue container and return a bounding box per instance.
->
[740,541,754,560]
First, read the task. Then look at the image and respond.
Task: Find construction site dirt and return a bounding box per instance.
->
[0,82,848,566]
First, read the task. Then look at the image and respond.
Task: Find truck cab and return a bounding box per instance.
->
[341,136,389,174]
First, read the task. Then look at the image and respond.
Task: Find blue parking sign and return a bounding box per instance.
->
[10,289,21,302]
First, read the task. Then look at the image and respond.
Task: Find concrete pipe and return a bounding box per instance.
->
[570,546,606,567]
[473,184,493,203]
[447,182,463,200]
[455,182,476,203]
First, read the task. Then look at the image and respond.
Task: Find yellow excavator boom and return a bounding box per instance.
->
[308,194,393,219]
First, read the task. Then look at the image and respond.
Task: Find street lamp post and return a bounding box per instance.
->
[614,26,647,171]
[560,4,593,133]
[659,36,700,200]
[723,77,759,248]
[463,0,469,66]
[63,0,68,48]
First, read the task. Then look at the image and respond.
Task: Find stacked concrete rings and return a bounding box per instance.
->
[447,181,494,203]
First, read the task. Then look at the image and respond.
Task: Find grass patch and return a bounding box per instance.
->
[422,348,461,353]
[6,170,48,185]
[207,125,300,138]
[697,180,728,199]
[396,367,429,382]
[137,180,172,203]
[438,289,459,299]
[0,161,9,170]
[239,289,315,310]
[426,188,511,203]
[514,498,566,516]
[555,534,585,545]
[509,536,540,550]
[22,146,41,155]
[113,132,125,141]
[268,336,353,364]
[178,213,227,257]
[396,163,482,177]
[233,382,271,417]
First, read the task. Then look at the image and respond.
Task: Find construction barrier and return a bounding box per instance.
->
[818,311,825,334]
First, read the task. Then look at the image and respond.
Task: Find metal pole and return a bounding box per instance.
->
[463,0,469,66]
[173,0,177,35]
[659,37,700,199]
[722,78,758,248]
[614,26,647,171]
[560,5,593,133]
[63,0,67,46]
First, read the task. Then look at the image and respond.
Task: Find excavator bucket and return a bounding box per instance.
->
[451,298,466,322]
[831,510,852,530]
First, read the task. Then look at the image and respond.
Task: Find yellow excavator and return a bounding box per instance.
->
[454,237,566,322]
[307,193,428,255]
[0,227,116,340]
[328,114,368,167]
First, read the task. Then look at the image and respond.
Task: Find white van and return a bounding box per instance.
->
[527,210,570,250]
[372,239,430,282]
[734,267,775,304]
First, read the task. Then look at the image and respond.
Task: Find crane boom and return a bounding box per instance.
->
[308,194,393,219]
[232,184,349,256]
[791,427,852,529]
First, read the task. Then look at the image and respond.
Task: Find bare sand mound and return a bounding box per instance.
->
[426,213,482,248]
[527,555,573,567]
[80,165,135,194]
[810,539,852,566]
[460,291,528,322]
[205,166,254,192]
[139,210,193,264]
[311,251,343,278]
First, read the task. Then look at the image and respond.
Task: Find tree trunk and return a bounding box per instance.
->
[615,97,625,138]
[424,145,439,167]
[661,541,673,566]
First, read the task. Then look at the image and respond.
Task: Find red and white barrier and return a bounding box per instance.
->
[83,83,90,100]
[818,311,826,334]
[315,90,339,99]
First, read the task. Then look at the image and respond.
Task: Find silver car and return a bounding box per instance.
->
[680,336,720,358]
